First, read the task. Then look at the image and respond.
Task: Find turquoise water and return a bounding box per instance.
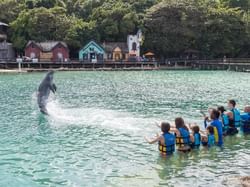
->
[0,71,249,187]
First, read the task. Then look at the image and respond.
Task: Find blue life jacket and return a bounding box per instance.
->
[190,133,201,148]
[207,134,215,147]
[211,120,223,146]
[241,113,250,133]
[176,128,190,146]
[221,113,229,131]
[231,108,241,127]
[158,133,175,154]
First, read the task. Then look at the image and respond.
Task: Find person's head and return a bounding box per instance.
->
[244,106,250,113]
[228,99,236,109]
[175,117,185,129]
[191,125,200,134]
[161,122,171,133]
[175,117,189,131]
[210,109,220,120]
[207,126,214,135]
[217,106,226,115]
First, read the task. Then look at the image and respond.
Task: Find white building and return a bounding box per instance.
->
[127,30,142,58]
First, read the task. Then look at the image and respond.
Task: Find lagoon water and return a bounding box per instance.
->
[0,71,249,187]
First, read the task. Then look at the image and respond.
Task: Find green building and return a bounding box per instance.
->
[79,41,105,63]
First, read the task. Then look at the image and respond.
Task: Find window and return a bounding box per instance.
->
[132,42,137,51]
[57,52,63,62]
[108,53,112,59]
[83,54,88,60]
[30,52,36,58]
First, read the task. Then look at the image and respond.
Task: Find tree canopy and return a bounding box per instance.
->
[0,0,249,58]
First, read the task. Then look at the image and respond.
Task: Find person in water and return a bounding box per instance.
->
[240,106,250,133]
[217,106,230,133]
[170,117,191,152]
[228,99,241,128]
[217,106,238,136]
[204,109,223,146]
[145,122,176,155]
[201,126,215,147]
[189,125,201,149]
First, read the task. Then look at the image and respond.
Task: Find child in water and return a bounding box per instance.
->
[204,109,223,146]
[240,106,250,133]
[217,106,230,133]
[227,99,241,128]
[218,105,238,136]
[170,117,191,152]
[145,122,176,155]
[201,126,215,147]
[188,125,201,149]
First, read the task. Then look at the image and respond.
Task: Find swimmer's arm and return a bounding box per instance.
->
[199,130,207,136]
[189,134,194,143]
[204,118,210,128]
[155,122,161,128]
[169,127,177,133]
[225,111,233,120]
[187,123,193,131]
[144,135,161,144]
[169,128,180,136]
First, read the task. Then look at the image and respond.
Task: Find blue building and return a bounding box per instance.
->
[79,41,105,63]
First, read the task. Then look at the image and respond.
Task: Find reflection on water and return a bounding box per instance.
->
[0,71,249,187]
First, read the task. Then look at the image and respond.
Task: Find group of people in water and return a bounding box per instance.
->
[145,100,250,155]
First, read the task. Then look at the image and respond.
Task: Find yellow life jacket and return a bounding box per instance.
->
[213,127,219,143]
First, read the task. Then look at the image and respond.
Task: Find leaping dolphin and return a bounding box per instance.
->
[37,71,57,115]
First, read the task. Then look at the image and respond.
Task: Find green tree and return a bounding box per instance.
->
[200,5,248,57]
[0,0,25,23]
[91,0,139,41]
[144,0,205,58]
[64,20,99,57]
[10,7,76,52]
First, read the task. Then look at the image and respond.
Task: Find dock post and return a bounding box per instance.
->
[18,59,22,72]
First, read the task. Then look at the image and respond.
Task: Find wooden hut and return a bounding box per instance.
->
[25,41,69,62]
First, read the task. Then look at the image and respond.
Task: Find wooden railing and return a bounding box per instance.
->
[1,58,250,65]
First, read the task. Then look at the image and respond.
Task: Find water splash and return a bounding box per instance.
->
[45,100,155,131]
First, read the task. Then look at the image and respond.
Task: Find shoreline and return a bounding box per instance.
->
[0,66,193,73]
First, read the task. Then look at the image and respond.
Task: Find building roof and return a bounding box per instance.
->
[79,40,105,53]
[0,22,8,27]
[102,42,128,53]
[144,52,155,56]
[26,41,68,52]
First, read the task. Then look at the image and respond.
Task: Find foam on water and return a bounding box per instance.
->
[43,100,155,132]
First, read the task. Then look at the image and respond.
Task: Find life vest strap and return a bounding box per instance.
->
[158,143,175,154]
[176,136,189,146]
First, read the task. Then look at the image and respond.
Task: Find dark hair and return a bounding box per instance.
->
[175,117,188,131]
[228,99,236,107]
[217,106,226,113]
[207,126,214,134]
[192,125,200,134]
[161,122,170,133]
[210,109,220,119]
